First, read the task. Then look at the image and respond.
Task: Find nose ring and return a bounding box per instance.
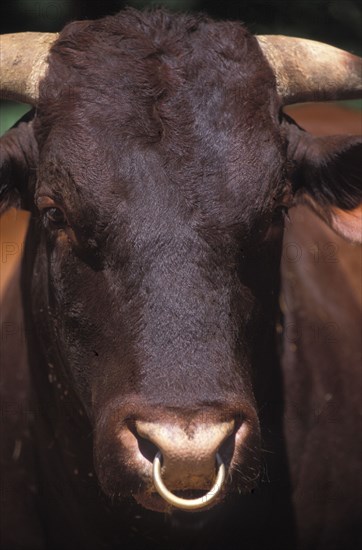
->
[152,451,225,511]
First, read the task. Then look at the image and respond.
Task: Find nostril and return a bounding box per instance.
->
[218,432,235,465]
[127,420,159,463]
[127,419,159,464]
[217,416,243,465]
[137,435,158,463]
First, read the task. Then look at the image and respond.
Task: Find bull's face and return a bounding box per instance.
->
[31,32,285,512]
[1,10,361,513]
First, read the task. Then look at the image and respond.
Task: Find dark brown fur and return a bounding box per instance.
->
[0,8,361,550]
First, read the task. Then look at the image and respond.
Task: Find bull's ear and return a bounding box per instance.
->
[0,119,38,214]
[290,131,361,242]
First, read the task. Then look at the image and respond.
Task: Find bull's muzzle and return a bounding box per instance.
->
[152,451,225,511]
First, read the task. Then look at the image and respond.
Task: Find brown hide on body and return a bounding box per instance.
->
[281,205,361,549]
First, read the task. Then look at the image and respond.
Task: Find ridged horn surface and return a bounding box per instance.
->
[257,35,362,104]
[0,32,58,104]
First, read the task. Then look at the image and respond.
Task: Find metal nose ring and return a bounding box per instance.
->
[152,451,225,511]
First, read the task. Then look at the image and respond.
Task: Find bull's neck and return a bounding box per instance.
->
[20,223,117,543]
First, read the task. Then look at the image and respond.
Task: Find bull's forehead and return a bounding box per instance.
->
[36,11,285,236]
[37,124,284,240]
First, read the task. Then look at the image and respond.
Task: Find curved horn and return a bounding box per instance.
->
[256,35,362,105]
[0,32,58,104]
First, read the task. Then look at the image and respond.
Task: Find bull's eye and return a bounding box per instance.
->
[43,207,66,226]
[36,196,67,229]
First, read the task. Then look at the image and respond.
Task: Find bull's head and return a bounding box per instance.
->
[1,10,361,513]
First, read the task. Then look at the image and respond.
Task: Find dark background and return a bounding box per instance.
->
[1,0,361,133]
[1,0,361,50]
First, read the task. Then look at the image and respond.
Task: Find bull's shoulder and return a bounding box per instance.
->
[281,204,361,362]
[281,204,361,441]
[0,237,45,548]
[0,209,30,423]
[281,205,362,550]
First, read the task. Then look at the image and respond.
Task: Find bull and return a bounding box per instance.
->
[0,8,361,550]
